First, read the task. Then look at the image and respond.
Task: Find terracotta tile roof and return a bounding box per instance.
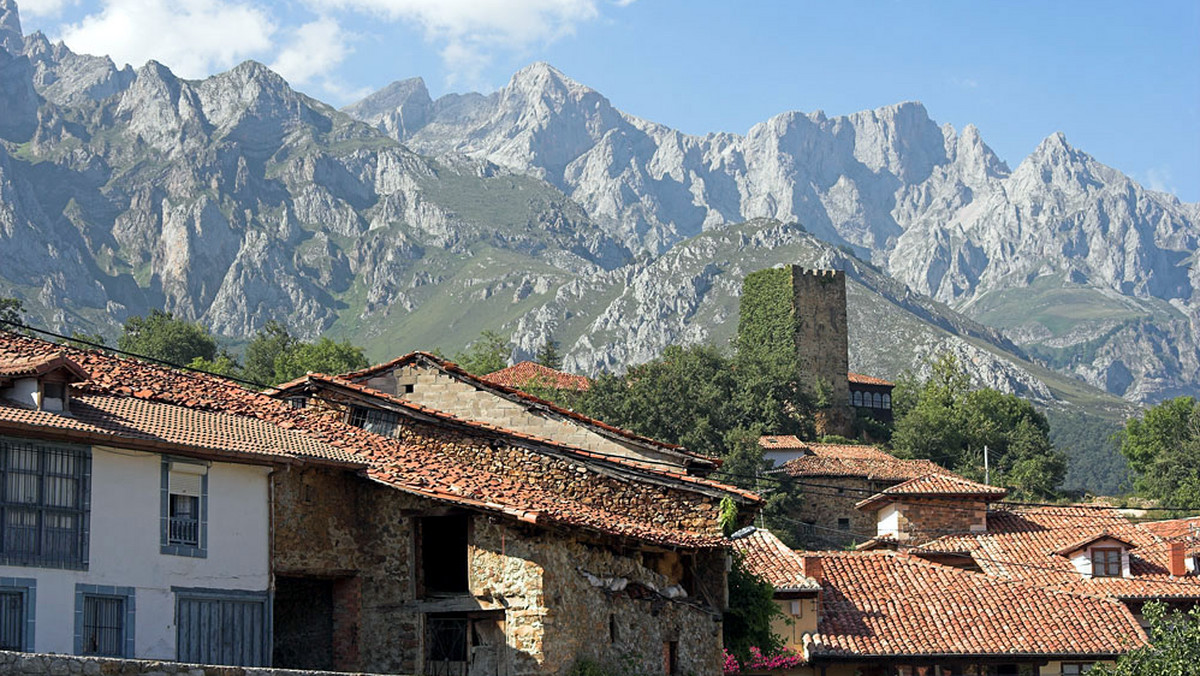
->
[0,331,733,549]
[1140,515,1200,541]
[0,352,89,382]
[807,550,1146,659]
[730,529,820,592]
[0,394,358,465]
[1055,531,1139,557]
[341,352,719,469]
[482,361,591,391]
[857,473,1007,510]
[847,372,893,387]
[275,372,761,503]
[922,506,1200,600]
[769,439,953,482]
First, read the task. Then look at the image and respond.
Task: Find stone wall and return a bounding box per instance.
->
[0,651,402,676]
[791,477,882,549]
[362,364,690,469]
[890,497,989,543]
[301,385,737,538]
[273,467,728,676]
[790,267,851,426]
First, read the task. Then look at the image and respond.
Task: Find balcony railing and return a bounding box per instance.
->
[168,517,199,546]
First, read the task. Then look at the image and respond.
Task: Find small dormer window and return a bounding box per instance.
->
[1091,548,1122,577]
[42,382,67,412]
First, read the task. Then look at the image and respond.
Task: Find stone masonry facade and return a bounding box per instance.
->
[793,476,883,549]
[359,364,690,468]
[0,651,389,676]
[886,497,990,543]
[272,466,726,676]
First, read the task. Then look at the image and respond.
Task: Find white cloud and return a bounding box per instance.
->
[1143,166,1176,195]
[57,0,276,79]
[270,16,351,87]
[306,0,613,84]
[17,0,76,18]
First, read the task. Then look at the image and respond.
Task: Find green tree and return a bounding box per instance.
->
[188,352,242,378]
[1120,396,1200,511]
[1092,601,1200,676]
[0,297,24,327]
[732,269,815,438]
[578,345,739,460]
[891,353,1066,499]
[453,330,511,376]
[535,337,562,370]
[273,337,369,384]
[118,310,217,366]
[723,550,783,664]
[242,320,297,386]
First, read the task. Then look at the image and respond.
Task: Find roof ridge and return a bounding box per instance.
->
[295,372,759,502]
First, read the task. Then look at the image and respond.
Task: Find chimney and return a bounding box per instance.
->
[1169,541,1187,577]
[803,555,823,583]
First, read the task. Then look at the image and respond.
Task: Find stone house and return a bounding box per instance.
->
[0,340,361,663]
[286,351,720,475]
[759,436,958,549]
[732,526,1148,676]
[0,331,760,676]
[855,477,1200,625]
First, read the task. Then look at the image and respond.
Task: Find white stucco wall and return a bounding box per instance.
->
[878,503,900,538]
[0,444,272,659]
[1066,542,1132,579]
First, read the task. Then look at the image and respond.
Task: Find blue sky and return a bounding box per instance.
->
[14,0,1200,201]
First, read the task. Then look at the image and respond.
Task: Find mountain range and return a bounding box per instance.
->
[0,0,1196,422]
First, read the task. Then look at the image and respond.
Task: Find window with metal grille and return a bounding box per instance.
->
[161,460,206,557]
[81,595,125,656]
[0,591,23,650]
[0,438,89,568]
[348,405,399,438]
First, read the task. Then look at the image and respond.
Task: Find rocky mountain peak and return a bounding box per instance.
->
[0,0,22,54]
[341,76,432,140]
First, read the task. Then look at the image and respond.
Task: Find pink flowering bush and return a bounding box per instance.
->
[724,647,805,673]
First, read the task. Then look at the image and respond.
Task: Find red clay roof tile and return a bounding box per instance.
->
[806,549,1147,658]
[482,361,591,391]
[847,372,894,387]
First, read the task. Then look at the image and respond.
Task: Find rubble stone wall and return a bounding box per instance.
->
[892,497,989,543]
[792,476,882,548]
[364,365,688,468]
[301,386,734,538]
[273,468,727,676]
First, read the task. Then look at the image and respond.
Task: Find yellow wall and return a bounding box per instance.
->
[772,596,819,652]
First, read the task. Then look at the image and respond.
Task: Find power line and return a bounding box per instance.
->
[0,319,270,389]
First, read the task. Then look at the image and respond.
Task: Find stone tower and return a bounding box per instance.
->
[739,264,854,436]
[791,266,851,419]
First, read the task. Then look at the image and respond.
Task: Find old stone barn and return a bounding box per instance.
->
[268,370,761,675]
[0,331,757,676]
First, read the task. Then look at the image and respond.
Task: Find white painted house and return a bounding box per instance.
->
[0,348,357,665]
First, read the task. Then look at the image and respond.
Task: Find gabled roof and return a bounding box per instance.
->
[1140,515,1200,541]
[847,372,893,387]
[0,352,90,383]
[271,372,760,503]
[922,506,1200,600]
[0,331,736,549]
[806,550,1146,660]
[482,361,591,391]
[1055,531,1139,557]
[730,529,820,592]
[856,473,1007,511]
[766,438,953,483]
[339,351,718,469]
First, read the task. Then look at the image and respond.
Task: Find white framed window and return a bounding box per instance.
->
[161,459,207,557]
